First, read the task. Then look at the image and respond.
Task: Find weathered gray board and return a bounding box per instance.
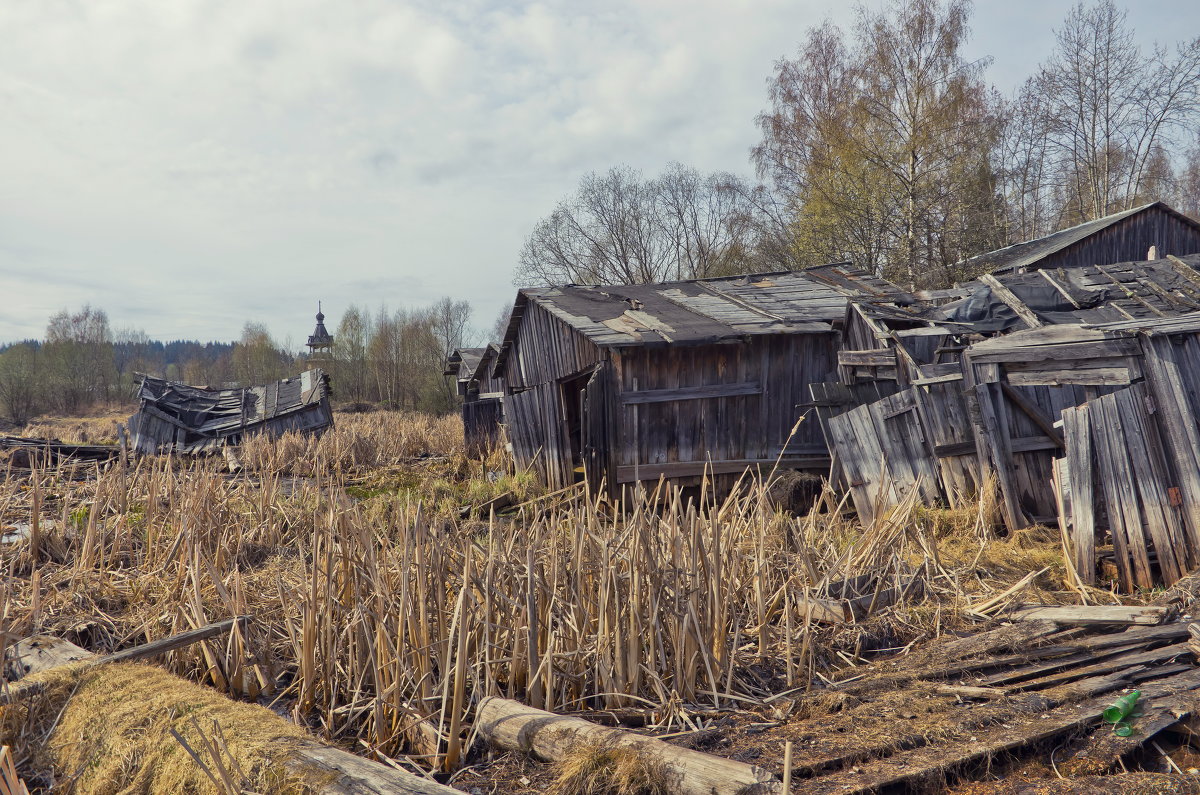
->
[824,389,942,526]
[1058,383,1196,590]
[462,396,503,458]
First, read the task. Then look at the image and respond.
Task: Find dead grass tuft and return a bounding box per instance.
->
[1,662,318,794]
[548,741,674,795]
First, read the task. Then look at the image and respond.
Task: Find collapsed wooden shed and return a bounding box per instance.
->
[817,254,1200,590]
[446,344,505,457]
[494,265,913,492]
[128,370,333,455]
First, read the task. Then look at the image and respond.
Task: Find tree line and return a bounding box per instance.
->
[0,298,477,425]
[518,0,1200,289]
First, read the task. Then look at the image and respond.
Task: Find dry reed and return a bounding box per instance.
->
[0,410,1113,784]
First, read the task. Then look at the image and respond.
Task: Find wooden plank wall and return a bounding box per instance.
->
[1035,206,1200,272]
[1059,383,1196,590]
[824,389,943,526]
[503,301,605,486]
[506,382,573,489]
[462,396,503,458]
[611,333,835,484]
[505,302,604,391]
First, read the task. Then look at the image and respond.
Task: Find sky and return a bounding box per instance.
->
[1,0,1196,348]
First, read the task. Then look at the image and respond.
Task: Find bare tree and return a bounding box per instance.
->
[429,297,474,406]
[0,344,42,425]
[42,305,115,411]
[232,322,290,386]
[516,164,768,286]
[333,305,370,402]
[1036,1,1200,222]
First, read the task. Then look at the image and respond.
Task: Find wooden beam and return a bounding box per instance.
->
[981,274,1043,328]
[837,349,897,367]
[1007,367,1133,387]
[1040,269,1083,308]
[619,382,760,405]
[1006,604,1170,625]
[475,696,782,795]
[615,456,831,483]
[999,383,1065,447]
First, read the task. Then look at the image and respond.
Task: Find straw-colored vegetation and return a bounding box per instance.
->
[0,410,1134,789]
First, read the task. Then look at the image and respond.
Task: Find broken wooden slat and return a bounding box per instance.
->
[805,668,1200,795]
[618,381,762,404]
[475,696,782,795]
[980,274,1043,329]
[1061,404,1096,584]
[1005,642,1193,692]
[1005,605,1170,625]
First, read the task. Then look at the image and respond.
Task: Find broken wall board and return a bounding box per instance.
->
[825,389,943,525]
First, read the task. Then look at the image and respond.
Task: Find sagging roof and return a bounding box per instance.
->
[497,264,912,368]
[938,254,1200,334]
[129,369,332,455]
[954,202,1200,276]
[444,348,485,380]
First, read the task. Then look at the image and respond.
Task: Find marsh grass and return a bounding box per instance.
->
[0,410,1123,785]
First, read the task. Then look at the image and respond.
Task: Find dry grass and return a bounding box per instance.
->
[0,663,318,794]
[548,741,673,795]
[0,410,1118,786]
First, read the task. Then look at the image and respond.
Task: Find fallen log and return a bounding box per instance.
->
[4,631,458,795]
[475,696,782,795]
[1007,604,1171,625]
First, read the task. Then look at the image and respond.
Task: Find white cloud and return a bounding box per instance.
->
[0,0,1195,345]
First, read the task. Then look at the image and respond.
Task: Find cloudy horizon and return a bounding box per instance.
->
[2,0,1194,348]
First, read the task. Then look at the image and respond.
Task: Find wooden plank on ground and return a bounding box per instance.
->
[805,668,1200,795]
[1006,605,1170,625]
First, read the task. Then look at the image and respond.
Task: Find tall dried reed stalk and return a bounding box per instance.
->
[0,411,1077,778]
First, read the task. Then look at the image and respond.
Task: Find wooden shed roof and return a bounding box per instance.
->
[444,347,485,379]
[934,254,1200,334]
[954,202,1200,276]
[498,264,912,366]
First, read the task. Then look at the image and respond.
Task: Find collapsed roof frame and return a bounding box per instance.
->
[128,369,333,455]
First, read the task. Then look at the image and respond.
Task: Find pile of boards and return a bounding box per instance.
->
[0,436,120,468]
[472,605,1200,794]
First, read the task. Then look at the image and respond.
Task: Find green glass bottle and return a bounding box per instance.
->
[1102,690,1141,724]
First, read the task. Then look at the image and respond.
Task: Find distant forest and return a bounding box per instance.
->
[0,299,475,424]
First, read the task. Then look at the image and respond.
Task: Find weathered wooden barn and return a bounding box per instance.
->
[446,344,506,456]
[955,202,1200,276]
[816,253,1200,590]
[493,265,913,491]
[128,369,333,455]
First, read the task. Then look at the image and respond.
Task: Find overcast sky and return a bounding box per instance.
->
[1,0,1195,347]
